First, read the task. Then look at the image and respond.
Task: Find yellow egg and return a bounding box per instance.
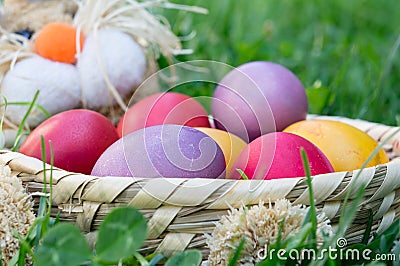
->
[195,127,247,177]
[283,120,389,172]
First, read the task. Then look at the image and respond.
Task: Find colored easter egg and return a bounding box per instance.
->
[117,92,210,137]
[229,132,334,180]
[19,109,119,174]
[92,125,226,178]
[211,61,308,142]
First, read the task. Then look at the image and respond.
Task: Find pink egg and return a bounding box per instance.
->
[19,109,119,174]
[229,132,334,180]
[117,92,210,137]
[212,61,308,142]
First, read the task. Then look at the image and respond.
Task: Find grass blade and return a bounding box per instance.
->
[284,223,313,251]
[227,238,245,266]
[10,230,34,266]
[11,90,40,151]
[367,219,400,252]
[48,140,54,208]
[133,252,149,266]
[236,168,249,180]
[0,101,50,119]
[362,209,374,245]
[34,135,49,249]
[148,254,165,266]
[300,148,317,249]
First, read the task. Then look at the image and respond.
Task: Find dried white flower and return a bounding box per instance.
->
[206,199,333,266]
[0,165,35,264]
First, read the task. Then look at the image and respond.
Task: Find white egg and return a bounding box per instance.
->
[1,56,81,127]
[77,29,146,109]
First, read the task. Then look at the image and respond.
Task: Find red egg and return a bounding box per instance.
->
[19,109,119,174]
[229,132,334,180]
[117,92,210,137]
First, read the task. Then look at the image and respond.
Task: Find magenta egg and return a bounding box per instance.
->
[92,125,226,178]
[229,132,334,180]
[19,109,119,175]
[117,92,210,137]
[212,61,308,142]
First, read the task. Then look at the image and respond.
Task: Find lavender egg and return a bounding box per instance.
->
[92,125,226,178]
[211,61,308,142]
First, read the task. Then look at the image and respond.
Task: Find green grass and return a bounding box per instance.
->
[160,0,400,125]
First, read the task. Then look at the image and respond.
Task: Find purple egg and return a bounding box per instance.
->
[212,61,308,142]
[91,125,226,178]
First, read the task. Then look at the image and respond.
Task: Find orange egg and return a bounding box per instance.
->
[284,120,389,172]
[195,127,247,177]
[35,23,84,64]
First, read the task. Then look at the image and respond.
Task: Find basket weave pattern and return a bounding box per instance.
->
[1,115,400,258]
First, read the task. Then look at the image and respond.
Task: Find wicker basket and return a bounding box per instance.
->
[1,115,400,259]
